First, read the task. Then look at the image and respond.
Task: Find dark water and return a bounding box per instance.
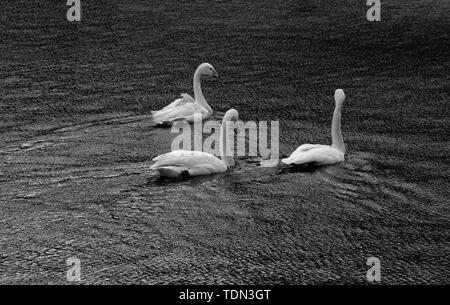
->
[0,0,449,284]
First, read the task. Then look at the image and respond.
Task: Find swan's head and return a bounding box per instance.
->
[334,89,345,106]
[223,109,239,123]
[197,63,219,79]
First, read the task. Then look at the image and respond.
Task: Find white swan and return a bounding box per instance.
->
[282,89,346,166]
[151,109,239,177]
[152,63,219,124]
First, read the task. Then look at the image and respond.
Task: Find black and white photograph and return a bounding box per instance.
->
[0,0,449,291]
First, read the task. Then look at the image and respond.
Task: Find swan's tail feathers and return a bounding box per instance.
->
[152,119,172,126]
[152,111,193,125]
[281,158,291,165]
[151,110,161,123]
[152,166,188,178]
[152,117,183,126]
[152,111,170,125]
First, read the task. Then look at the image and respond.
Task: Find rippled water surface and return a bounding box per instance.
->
[0,0,449,284]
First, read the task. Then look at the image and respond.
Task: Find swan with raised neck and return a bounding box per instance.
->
[151,62,219,124]
[193,63,218,115]
[281,89,347,166]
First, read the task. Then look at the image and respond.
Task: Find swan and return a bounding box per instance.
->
[282,89,346,166]
[151,63,219,124]
[150,109,239,177]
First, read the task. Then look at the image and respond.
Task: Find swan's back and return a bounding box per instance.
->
[151,150,227,173]
[282,145,344,166]
[152,103,209,124]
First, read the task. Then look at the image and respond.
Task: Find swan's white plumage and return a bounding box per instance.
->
[152,63,217,124]
[151,94,194,114]
[281,145,344,165]
[151,109,238,177]
[151,150,227,176]
[282,89,346,166]
[151,101,209,124]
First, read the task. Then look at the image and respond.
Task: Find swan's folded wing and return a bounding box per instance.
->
[152,102,194,123]
[180,93,195,104]
[152,150,197,162]
[282,144,324,163]
[282,145,343,165]
[151,150,226,172]
[172,103,210,123]
[152,103,207,124]
[151,94,195,114]
[294,144,325,153]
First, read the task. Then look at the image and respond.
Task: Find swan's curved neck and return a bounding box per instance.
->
[219,117,235,167]
[331,104,345,153]
[193,70,213,114]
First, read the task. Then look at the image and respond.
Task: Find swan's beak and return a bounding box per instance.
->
[212,70,220,79]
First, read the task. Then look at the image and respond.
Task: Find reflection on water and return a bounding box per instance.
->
[3,106,447,283]
[1,0,449,285]
[147,148,448,228]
